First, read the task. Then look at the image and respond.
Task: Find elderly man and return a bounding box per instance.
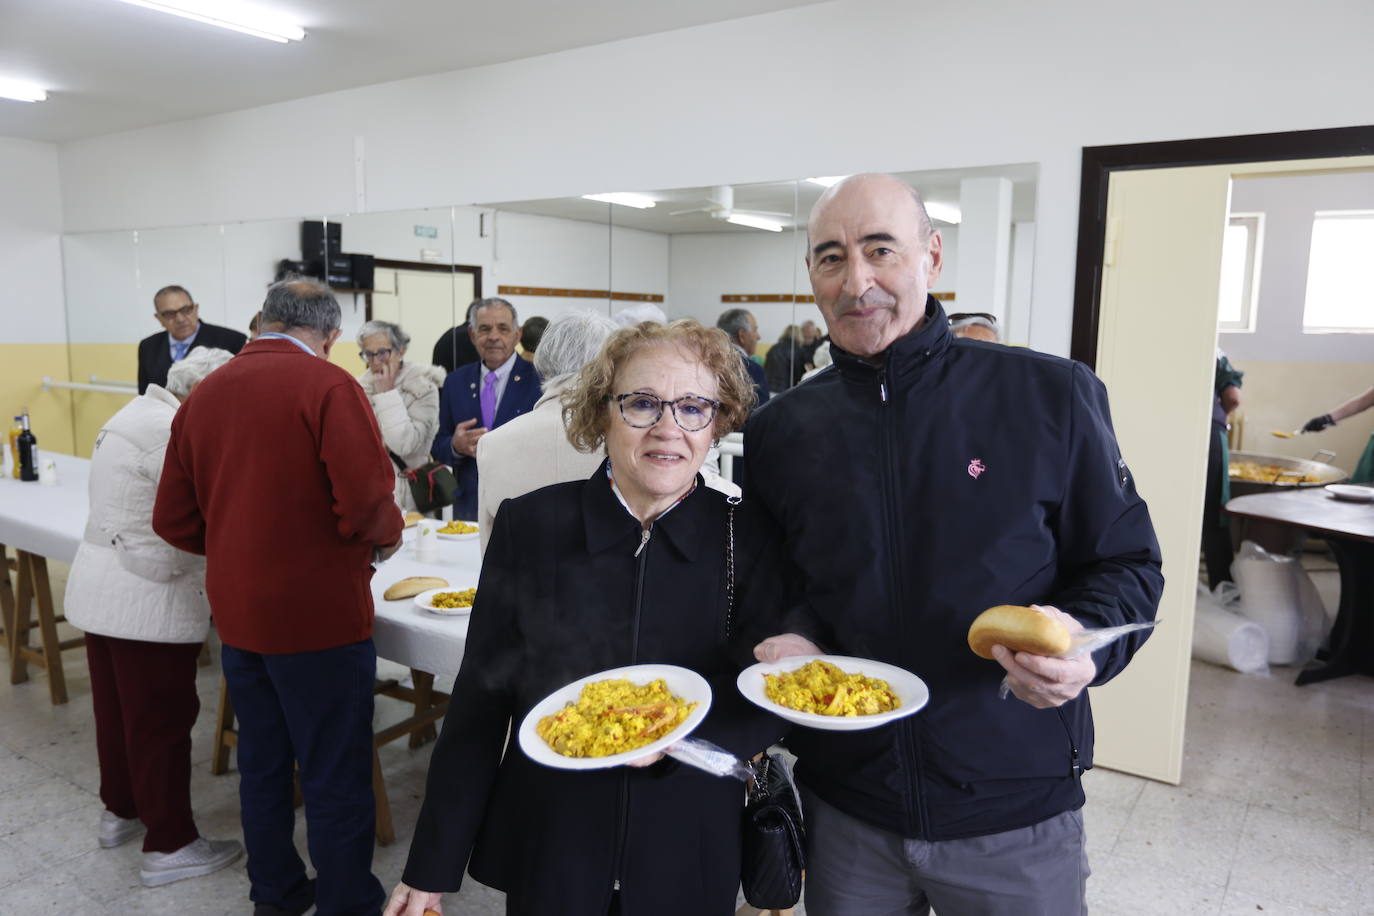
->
[746,174,1163,915]
[154,279,403,916]
[716,307,770,408]
[432,297,541,522]
[137,285,247,394]
[474,310,619,553]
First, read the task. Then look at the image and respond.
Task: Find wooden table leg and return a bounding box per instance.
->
[211,674,237,775]
[372,748,395,846]
[9,551,34,685]
[407,669,438,748]
[0,544,16,660]
[7,551,84,704]
[28,554,72,705]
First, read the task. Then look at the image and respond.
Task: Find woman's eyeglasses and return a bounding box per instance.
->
[613,392,719,432]
[359,348,394,363]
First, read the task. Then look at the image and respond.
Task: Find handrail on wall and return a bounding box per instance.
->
[89,375,138,390]
[41,376,137,396]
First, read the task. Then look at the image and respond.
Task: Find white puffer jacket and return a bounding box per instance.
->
[64,386,210,643]
[358,361,446,511]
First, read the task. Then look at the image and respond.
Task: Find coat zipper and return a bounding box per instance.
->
[1055,708,1083,780]
[610,525,652,904]
[876,368,927,837]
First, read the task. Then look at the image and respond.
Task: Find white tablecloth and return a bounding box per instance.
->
[0,452,90,562]
[0,452,479,678]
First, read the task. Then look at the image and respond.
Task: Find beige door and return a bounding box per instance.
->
[370,268,477,366]
[1090,155,1374,784]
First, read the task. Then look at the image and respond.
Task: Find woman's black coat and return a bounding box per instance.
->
[401,465,784,915]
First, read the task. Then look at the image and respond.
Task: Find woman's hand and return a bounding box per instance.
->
[753,633,822,663]
[383,881,443,916]
[373,359,399,394]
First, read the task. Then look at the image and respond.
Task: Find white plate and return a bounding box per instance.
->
[433,522,479,541]
[737,654,929,732]
[518,664,712,770]
[413,586,477,616]
[1326,484,1374,503]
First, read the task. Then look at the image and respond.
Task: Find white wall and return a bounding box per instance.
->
[52,0,1374,355]
[1222,171,1374,363]
[0,137,66,341]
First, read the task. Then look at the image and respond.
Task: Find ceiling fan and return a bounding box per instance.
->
[668,185,792,232]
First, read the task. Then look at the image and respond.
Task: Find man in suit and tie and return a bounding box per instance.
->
[432,297,541,521]
[137,285,247,394]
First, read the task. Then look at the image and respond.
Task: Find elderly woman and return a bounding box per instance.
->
[64,347,243,888]
[385,320,783,916]
[356,319,446,511]
[475,309,619,553]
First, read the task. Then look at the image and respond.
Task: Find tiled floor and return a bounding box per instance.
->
[2,560,1371,915]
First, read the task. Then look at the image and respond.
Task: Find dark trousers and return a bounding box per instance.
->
[85,632,202,854]
[221,640,384,916]
[1203,422,1234,587]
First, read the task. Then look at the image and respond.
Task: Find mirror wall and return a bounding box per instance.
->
[58,165,1036,456]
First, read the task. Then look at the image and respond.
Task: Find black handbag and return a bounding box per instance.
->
[390,452,458,513]
[724,503,806,910]
[741,752,806,910]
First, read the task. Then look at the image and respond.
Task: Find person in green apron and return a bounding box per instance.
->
[1203,350,1244,586]
[1303,383,1374,484]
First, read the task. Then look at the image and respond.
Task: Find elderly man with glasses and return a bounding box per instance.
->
[137,285,247,394]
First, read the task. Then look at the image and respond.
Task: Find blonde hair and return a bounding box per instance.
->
[562,319,755,453]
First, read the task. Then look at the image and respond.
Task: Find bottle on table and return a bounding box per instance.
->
[7,414,22,479]
[17,409,38,483]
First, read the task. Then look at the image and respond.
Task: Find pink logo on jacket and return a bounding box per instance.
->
[967,459,986,479]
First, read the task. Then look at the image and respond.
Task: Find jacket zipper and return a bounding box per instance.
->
[610,525,652,904]
[876,368,927,837]
[1055,708,1083,780]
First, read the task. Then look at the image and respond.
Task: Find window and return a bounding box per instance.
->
[1303,211,1374,332]
[1217,213,1262,331]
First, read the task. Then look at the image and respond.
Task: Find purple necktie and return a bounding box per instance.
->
[480,370,498,429]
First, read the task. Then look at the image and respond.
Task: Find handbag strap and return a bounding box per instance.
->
[387,449,407,472]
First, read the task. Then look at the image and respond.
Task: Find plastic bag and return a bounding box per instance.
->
[1192,581,1269,675]
[997,612,1159,698]
[665,737,755,782]
[1231,540,1327,665]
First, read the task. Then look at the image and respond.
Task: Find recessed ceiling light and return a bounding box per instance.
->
[726,213,784,232]
[582,193,656,209]
[805,176,846,188]
[113,0,306,43]
[926,202,962,225]
[0,79,48,103]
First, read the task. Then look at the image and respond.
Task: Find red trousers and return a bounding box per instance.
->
[85,632,203,853]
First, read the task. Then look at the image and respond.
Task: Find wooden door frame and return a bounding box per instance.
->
[1070,125,1374,368]
[367,259,482,322]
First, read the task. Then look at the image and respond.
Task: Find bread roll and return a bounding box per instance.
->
[383,576,449,601]
[967,605,1071,659]
[403,511,425,528]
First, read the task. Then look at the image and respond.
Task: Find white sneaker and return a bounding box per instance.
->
[140,836,244,887]
[98,811,144,849]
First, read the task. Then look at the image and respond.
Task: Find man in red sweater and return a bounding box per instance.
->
[155,279,403,916]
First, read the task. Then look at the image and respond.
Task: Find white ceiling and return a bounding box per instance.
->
[0,0,827,143]
[484,165,1041,234]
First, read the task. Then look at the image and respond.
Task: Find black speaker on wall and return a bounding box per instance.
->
[301,221,342,260]
[349,254,375,291]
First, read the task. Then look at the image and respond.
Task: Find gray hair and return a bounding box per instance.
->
[716,308,755,343]
[611,303,667,327]
[261,279,341,337]
[356,319,411,352]
[949,314,1000,341]
[465,297,518,326]
[533,311,618,388]
[166,346,234,398]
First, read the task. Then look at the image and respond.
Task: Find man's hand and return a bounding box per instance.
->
[1302,413,1335,434]
[382,882,442,916]
[625,751,665,768]
[450,418,487,458]
[990,606,1095,708]
[754,633,823,663]
[376,540,402,564]
[372,360,398,394]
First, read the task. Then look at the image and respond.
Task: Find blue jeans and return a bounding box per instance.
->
[222,640,384,916]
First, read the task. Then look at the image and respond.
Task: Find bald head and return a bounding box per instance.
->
[804,173,944,362]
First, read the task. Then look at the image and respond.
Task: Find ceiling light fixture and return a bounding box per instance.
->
[113,0,306,43]
[805,176,846,188]
[925,202,962,225]
[581,192,656,209]
[726,214,784,233]
[0,79,48,103]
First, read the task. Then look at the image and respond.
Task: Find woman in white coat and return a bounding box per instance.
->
[356,320,446,512]
[64,346,243,888]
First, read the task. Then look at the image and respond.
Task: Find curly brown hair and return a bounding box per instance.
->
[563,318,756,453]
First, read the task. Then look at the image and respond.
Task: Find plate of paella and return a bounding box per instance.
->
[737,654,928,731]
[518,664,712,770]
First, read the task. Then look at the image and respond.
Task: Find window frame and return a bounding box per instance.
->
[1217,211,1264,332]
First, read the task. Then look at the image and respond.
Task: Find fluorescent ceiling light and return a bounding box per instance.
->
[0,79,48,103]
[582,192,656,209]
[113,0,306,43]
[926,202,962,225]
[806,176,846,188]
[726,213,784,233]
